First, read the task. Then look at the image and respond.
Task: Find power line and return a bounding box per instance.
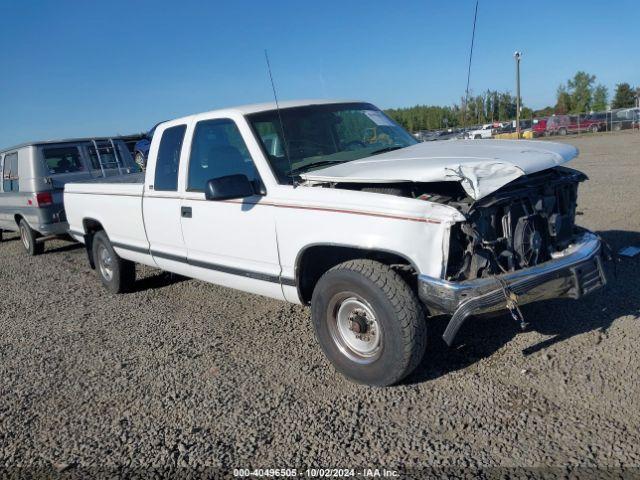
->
[462,0,479,131]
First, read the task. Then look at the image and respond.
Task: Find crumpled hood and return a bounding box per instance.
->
[300,139,578,200]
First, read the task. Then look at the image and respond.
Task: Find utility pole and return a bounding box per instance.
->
[514,51,522,138]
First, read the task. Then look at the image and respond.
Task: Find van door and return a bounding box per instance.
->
[0,153,6,229]
[0,152,19,229]
[142,123,189,271]
[179,117,283,300]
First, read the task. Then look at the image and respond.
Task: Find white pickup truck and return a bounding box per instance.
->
[465,123,500,139]
[64,100,606,386]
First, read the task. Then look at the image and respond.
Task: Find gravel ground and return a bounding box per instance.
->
[1,131,639,477]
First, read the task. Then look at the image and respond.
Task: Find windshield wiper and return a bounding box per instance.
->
[288,160,345,177]
[369,145,405,155]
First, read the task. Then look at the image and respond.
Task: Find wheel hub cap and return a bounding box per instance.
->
[20,227,29,250]
[98,245,114,282]
[332,297,381,362]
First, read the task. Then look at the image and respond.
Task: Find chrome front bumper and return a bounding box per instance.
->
[418,232,607,346]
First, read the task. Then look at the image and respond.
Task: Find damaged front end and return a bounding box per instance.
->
[444,166,587,281]
[415,166,607,344]
[309,164,607,345]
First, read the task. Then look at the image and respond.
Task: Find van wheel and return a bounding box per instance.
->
[92,230,135,293]
[311,259,427,386]
[19,219,44,256]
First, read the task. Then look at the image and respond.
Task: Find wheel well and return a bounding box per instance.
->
[83,218,104,235]
[296,245,417,304]
[81,219,104,269]
[14,214,23,226]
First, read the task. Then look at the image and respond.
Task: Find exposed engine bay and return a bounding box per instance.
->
[316,166,586,281]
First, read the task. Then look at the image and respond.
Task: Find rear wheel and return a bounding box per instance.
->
[19,219,44,256]
[92,230,135,293]
[591,124,599,133]
[311,259,427,386]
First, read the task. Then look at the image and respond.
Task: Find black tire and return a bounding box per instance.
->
[19,219,44,256]
[311,259,426,386]
[92,230,135,293]
[474,134,481,139]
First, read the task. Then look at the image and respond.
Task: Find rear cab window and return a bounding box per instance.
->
[154,125,187,191]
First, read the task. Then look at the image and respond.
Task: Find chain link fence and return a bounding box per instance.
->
[414,106,640,141]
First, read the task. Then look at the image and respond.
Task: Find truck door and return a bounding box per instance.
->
[179,116,283,300]
[142,122,190,272]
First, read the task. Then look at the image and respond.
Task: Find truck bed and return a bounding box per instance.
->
[70,172,145,184]
[64,177,148,256]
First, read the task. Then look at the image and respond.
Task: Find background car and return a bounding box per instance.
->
[133,122,162,169]
[532,118,548,136]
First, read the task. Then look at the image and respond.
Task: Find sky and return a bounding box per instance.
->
[0,0,638,148]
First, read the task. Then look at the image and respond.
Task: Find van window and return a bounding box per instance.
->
[187,119,259,192]
[154,125,186,191]
[86,141,140,174]
[43,147,84,174]
[2,152,19,192]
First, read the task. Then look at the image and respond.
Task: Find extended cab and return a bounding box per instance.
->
[64,100,606,386]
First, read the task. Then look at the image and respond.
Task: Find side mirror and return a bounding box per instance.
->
[205,174,256,201]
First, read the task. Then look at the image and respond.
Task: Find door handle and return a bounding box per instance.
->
[181,206,192,218]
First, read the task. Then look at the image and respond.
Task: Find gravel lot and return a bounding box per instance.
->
[1,131,639,476]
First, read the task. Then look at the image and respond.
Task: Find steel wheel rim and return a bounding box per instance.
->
[327,294,382,364]
[98,244,114,282]
[20,225,30,251]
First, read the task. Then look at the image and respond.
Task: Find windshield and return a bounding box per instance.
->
[247,102,417,183]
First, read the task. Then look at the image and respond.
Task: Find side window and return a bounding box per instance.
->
[43,147,84,174]
[187,118,259,192]
[154,124,186,191]
[2,152,19,192]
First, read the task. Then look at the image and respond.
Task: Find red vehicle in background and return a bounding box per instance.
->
[532,118,548,137]
[542,115,606,136]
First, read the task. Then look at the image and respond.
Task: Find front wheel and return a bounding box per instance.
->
[19,219,44,256]
[311,259,427,386]
[92,230,135,293]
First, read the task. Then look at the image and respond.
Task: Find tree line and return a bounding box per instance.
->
[385,72,638,132]
[384,90,529,132]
